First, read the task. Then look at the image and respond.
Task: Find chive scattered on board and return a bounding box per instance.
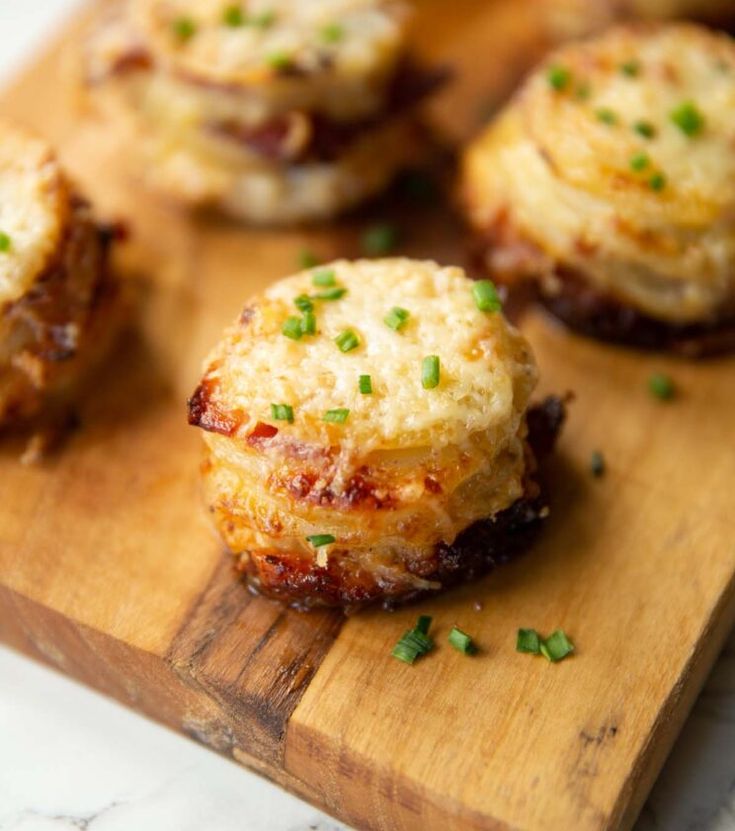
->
[590,450,606,478]
[648,372,675,400]
[448,627,478,655]
[392,616,435,664]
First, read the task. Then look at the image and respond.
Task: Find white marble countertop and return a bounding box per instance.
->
[1,5,734,830]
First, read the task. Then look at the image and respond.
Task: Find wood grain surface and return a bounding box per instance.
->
[1,3,734,830]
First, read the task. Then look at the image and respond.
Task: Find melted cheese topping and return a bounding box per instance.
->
[132,0,409,119]
[0,122,68,307]
[201,259,536,452]
[463,24,735,323]
[195,259,538,563]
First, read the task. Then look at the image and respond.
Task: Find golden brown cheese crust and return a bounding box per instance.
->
[462,24,735,344]
[189,259,547,608]
[0,123,119,427]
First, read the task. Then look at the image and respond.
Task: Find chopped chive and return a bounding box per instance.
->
[323,408,350,423]
[416,615,432,635]
[251,10,275,27]
[448,626,477,655]
[391,617,435,664]
[335,329,360,353]
[670,101,704,137]
[282,316,303,340]
[311,267,336,287]
[633,120,656,139]
[172,16,196,40]
[575,81,591,100]
[361,222,399,256]
[0,231,11,252]
[313,286,347,301]
[516,628,541,654]
[299,249,320,269]
[321,22,344,43]
[619,60,640,77]
[271,403,294,423]
[472,279,502,312]
[421,355,440,389]
[306,533,335,547]
[590,450,606,478]
[649,172,666,192]
[540,630,575,662]
[294,294,314,313]
[384,306,410,332]
[300,310,316,336]
[595,108,617,126]
[547,64,571,91]
[399,169,437,202]
[648,372,675,400]
[358,374,373,394]
[629,152,649,171]
[222,5,244,26]
[266,50,291,71]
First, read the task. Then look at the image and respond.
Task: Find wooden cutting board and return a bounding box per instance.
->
[1,3,734,830]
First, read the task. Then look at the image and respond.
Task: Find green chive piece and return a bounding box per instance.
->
[271,403,294,423]
[358,374,373,394]
[547,65,571,91]
[421,355,440,389]
[282,316,303,340]
[251,10,275,27]
[307,533,335,547]
[540,630,575,662]
[595,108,617,126]
[321,22,344,43]
[172,16,196,40]
[516,628,541,654]
[633,120,656,139]
[416,615,432,635]
[384,306,410,331]
[267,50,291,70]
[619,60,640,77]
[314,286,347,301]
[648,372,675,400]
[391,618,435,664]
[299,249,320,269]
[361,222,399,256]
[0,231,11,252]
[575,82,591,100]
[335,329,360,353]
[630,152,649,171]
[472,279,502,312]
[399,169,437,202]
[590,450,606,478]
[300,310,316,336]
[323,408,350,424]
[311,267,336,287]
[649,172,666,192]
[448,626,477,655]
[670,101,704,137]
[222,5,244,26]
[294,294,314,313]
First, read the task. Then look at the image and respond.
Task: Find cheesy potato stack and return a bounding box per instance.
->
[462,24,735,355]
[189,259,559,608]
[0,121,117,427]
[84,0,441,224]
